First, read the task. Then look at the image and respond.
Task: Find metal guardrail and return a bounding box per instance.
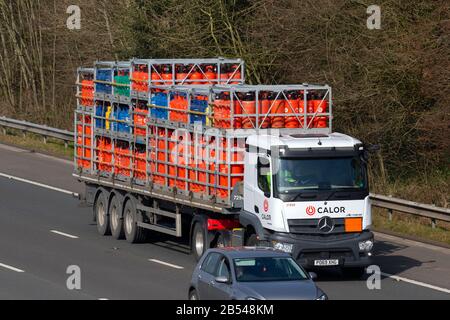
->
[0,116,73,148]
[0,116,449,227]
[370,193,450,228]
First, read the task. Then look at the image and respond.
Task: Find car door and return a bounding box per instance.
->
[197,252,221,299]
[208,255,233,300]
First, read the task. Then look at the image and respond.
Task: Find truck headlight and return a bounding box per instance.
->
[272,241,294,253]
[358,240,374,252]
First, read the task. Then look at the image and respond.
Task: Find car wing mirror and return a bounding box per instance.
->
[215,276,230,284]
[309,272,318,281]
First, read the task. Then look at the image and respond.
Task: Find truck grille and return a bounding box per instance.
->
[288,218,345,235]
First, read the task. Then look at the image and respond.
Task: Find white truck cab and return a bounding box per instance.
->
[239,132,374,273]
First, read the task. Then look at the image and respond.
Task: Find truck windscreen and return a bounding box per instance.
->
[275,156,367,194]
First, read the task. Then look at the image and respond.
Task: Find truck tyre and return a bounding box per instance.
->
[123,199,146,243]
[342,267,366,279]
[109,196,124,240]
[192,223,207,261]
[95,191,111,236]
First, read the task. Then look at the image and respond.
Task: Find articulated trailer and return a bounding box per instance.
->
[75,58,374,275]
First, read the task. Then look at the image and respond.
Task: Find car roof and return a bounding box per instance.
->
[205,247,291,259]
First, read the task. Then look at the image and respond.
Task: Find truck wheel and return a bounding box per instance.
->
[192,223,207,261]
[109,196,124,240]
[245,234,259,247]
[95,191,111,236]
[123,199,146,243]
[342,267,366,279]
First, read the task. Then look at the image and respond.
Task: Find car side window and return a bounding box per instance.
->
[201,253,221,275]
[216,257,231,281]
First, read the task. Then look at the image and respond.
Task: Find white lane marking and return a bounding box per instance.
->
[0,172,79,198]
[148,259,184,270]
[50,230,79,239]
[382,272,450,294]
[0,262,25,273]
[98,298,109,301]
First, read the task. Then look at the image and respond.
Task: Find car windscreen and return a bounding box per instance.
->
[233,257,308,282]
[274,156,367,193]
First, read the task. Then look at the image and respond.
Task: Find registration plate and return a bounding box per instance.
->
[314,259,340,266]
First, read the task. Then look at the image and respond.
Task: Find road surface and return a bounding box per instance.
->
[0,143,449,300]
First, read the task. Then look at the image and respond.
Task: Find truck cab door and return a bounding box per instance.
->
[244,154,273,227]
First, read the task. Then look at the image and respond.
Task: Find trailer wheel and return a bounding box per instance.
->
[95,191,111,236]
[192,223,207,261]
[109,196,124,240]
[123,199,146,243]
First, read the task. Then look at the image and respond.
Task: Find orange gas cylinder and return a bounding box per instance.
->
[171,140,188,190]
[134,148,147,181]
[132,65,149,93]
[81,80,94,106]
[176,65,188,84]
[304,92,314,128]
[204,65,217,84]
[219,65,230,84]
[97,137,112,172]
[168,134,177,187]
[114,142,130,177]
[285,91,300,128]
[208,147,216,196]
[233,93,243,129]
[312,93,329,128]
[77,137,83,168]
[154,129,167,186]
[213,93,223,128]
[77,119,92,137]
[270,93,285,128]
[189,66,204,85]
[161,65,173,85]
[134,106,148,137]
[170,95,188,123]
[228,65,242,84]
[195,137,207,194]
[221,93,232,129]
[258,92,270,129]
[241,92,256,129]
[151,66,164,86]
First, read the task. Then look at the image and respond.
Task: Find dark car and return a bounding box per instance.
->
[188,247,328,300]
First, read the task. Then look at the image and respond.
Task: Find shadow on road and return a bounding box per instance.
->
[314,240,427,282]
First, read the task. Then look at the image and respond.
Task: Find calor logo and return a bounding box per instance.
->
[264,199,269,213]
[306,206,316,216]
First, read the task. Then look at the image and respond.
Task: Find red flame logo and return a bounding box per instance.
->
[306,206,316,216]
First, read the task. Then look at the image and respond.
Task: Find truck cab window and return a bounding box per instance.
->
[257,156,271,196]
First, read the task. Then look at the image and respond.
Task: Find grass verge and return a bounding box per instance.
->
[0,128,73,159]
[373,208,450,246]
